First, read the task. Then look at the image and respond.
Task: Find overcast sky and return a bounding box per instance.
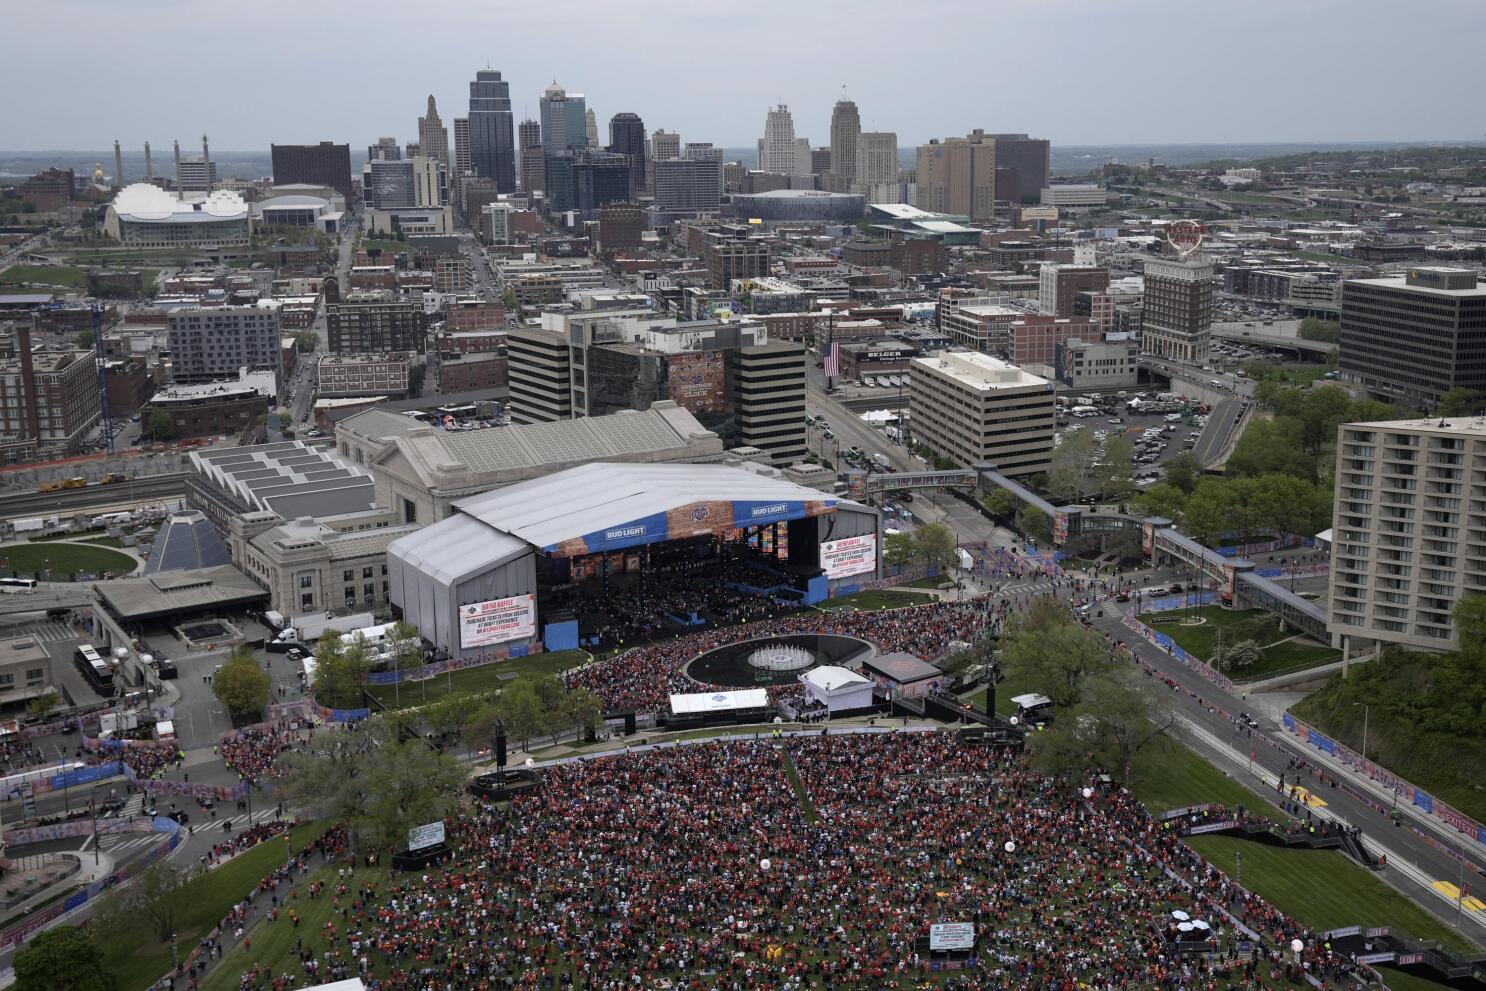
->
[9,0,1483,151]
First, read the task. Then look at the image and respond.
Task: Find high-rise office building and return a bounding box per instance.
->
[653,158,723,217]
[270,142,353,200]
[572,152,632,220]
[540,82,588,156]
[652,129,681,161]
[854,132,898,194]
[915,131,996,220]
[176,157,218,193]
[811,147,832,176]
[585,108,599,149]
[0,320,102,459]
[608,112,646,197]
[509,313,807,465]
[757,105,811,177]
[1327,417,1486,653]
[1339,267,1486,408]
[828,98,860,188]
[468,69,516,192]
[1141,255,1214,365]
[368,137,400,161]
[452,118,470,177]
[598,202,644,254]
[983,133,1050,205]
[361,157,445,210]
[518,118,542,194]
[543,152,576,214]
[909,351,1055,476]
[417,95,449,165]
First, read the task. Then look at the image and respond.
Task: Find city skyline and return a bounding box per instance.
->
[6,0,1483,150]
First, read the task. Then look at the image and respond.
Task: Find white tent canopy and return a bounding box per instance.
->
[669,689,769,715]
[800,665,875,713]
[859,410,896,424]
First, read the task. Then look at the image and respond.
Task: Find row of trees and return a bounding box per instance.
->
[1044,431,1136,504]
[997,596,1172,782]
[1131,472,1332,550]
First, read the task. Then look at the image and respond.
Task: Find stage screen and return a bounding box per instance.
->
[821,534,877,579]
[459,594,537,649]
[929,922,975,951]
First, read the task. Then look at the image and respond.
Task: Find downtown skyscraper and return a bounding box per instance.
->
[828,97,860,191]
[468,69,516,192]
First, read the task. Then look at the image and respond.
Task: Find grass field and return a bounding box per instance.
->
[97,821,329,991]
[967,669,1038,718]
[0,264,88,288]
[27,532,125,547]
[902,575,953,590]
[1139,606,1340,680]
[363,648,592,709]
[818,589,934,612]
[0,542,135,578]
[1128,740,1478,969]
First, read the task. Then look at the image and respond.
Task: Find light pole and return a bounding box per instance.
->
[1234,850,1242,890]
[1353,702,1369,761]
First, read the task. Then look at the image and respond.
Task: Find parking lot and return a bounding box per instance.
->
[1060,392,1211,483]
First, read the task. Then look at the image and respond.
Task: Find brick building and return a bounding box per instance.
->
[317,353,412,398]
[1009,315,1096,367]
[140,382,272,440]
[436,352,508,392]
[598,202,644,253]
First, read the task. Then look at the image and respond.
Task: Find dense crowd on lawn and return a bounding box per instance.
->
[564,599,995,712]
[218,732,1365,991]
[220,728,303,783]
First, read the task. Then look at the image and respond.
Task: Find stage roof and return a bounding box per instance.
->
[453,462,837,557]
[670,688,769,715]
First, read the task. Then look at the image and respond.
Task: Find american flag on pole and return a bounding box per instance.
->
[823,340,839,379]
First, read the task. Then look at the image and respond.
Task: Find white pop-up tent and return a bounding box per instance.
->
[800,665,874,714]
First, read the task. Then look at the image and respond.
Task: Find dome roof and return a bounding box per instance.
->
[111,183,248,222]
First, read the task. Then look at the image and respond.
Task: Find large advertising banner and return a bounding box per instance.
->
[549,501,834,557]
[459,594,537,649]
[822,534,877,579]
[665,350,727,416]
[929,922,976,951]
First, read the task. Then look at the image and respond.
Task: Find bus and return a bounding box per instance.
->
[0,578,38,592]
[74,645,114,692]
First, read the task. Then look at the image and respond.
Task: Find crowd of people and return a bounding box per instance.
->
[220,728,302,783]
[564,599,995,713]
[215,732,1366,991]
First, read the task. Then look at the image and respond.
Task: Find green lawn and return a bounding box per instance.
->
[902,575,954,589]
[1185,836,1479,955]
[364,648,592,710]
[1139,606,1340,681]
[196,864,352,991]
[0,542,135,578]
[967,669,1039,719]
[96,821,329,991]
[818,589,934,612]
[1128,739,1261,813]
[27,532,125,547]
[0,264,87,288]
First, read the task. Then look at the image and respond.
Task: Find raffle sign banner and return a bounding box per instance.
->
[459,594,537,649]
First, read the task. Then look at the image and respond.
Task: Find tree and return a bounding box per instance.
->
[292,329,319,354]
[274,717,464,852]
[389,619,427,702]
[1130,482,1186,523]
[883,531,916,569]
[982,488,1017,520]
[1181,479,1237,548]
[408,364,427,398]
[76,329,95,349]
[14,927,116,991]
[1161,452,1204,495]
[92,861,194,945]
[1046,430,1102,502]
[145,410,174,441]
[560,687,604,743]
[999,597,1115,708]
[1213,639,1262,671]
[212,646,271,721]
[1106,527,1144,565]
[1452,595,1486,660]
[1099,435,1135,499]
[1297,317,1340,343]
[1017,505,1052,543]
[1437,387,1486,418]
[26,690,60,720]
[913,523,959,573]
[495,677,543,750]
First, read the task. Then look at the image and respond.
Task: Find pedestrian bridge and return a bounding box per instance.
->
[0,587,94,616]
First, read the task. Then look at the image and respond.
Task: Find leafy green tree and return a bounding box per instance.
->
[14,927,116,991]
[145,409,174,441]
[26,690,60,720]
[91,861,195,945]
[1437,387,1486,417]
[561,686,605,742]
[913,523,959,573]
[389,619,427,702]
[883,531,916,569]
[1000,596,1115,708]
[1161,452,1204,495]
[408,364,427,398]
[1046,430,1102,502]
[1130,482,1187,523]
[1214,639,1262,671]
[1099,435,1136,499]
[496,677,543,750]
[1297,317,1341,343]
[1453,595,1486,660]
[76,329,95,349]
[982,488,1017,520]
[212,646,272,720]
[1017,505,1052,543]
[292,329,319,354]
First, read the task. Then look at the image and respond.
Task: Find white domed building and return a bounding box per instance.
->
[104,183,252,248]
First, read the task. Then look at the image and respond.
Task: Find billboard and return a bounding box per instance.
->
[407,820,445,851]
[665,350,727,416]
[458,594,537,649]
[929,922,976,951]
[821,534,877,579]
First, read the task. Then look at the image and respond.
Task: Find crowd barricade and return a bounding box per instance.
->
[1280,712,1486,848]
[1121,614,1234,693]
